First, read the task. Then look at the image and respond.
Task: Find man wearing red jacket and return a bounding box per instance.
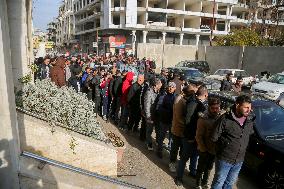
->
[119,72,134,129]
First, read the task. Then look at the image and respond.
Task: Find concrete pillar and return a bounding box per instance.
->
[195,34,200,46]
[132,30,136,55]
[7,0,30,89]
[226,5,230,16]
[225,20,228,32]
[142,30,148,43]
[162,32,167,43]
[0,0,21,188]
[179,33,184,45]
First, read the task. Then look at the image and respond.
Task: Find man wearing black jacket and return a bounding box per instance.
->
[127,74,144,132]
[112,70,125,123]
[175,85,208,186]
[211,95,255,189]
[91,68,101,117]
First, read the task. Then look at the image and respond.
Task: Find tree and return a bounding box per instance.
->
[214,29,270,46]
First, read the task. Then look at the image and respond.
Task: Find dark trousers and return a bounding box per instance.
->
[140,116,146,141]
[157,122,171,152]
[128,107,141,131]
[102,96,109,116]
[86,90,92,100]
[170,134,183,163]
[93,95,101,115]
[176,139,199,180]
[196,151,215,186]
[119,105,129,129]
[112,97,121,121]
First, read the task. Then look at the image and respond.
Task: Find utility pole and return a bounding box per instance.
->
[210,0,216,46]
[96,27,98,55]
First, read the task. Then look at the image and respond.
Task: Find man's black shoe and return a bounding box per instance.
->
[174,177,183,186]
[156,151,163,159]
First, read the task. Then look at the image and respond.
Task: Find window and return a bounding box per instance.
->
[234,71,249,77]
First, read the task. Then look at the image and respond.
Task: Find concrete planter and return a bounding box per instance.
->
[17,111,117,176]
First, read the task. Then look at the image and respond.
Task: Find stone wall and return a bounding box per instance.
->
[203,46,243,73]
[17,112,117,176]
[199,46,284,75]
[137,43,197,69]
[242,47,284,75]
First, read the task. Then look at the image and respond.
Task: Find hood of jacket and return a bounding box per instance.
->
[55,57,66,69]
[125,72,134,82]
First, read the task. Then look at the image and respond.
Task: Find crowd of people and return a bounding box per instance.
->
[35,53,255,189]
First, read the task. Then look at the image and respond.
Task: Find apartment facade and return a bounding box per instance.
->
[56,0,284,54]
[56,0,76,49]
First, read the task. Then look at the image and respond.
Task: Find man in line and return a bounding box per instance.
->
[232,76,243,94]
[127,75,145,132]
[211,95,255,189]
[144,78,162,150]
[220,73,233,91]
[91,68,101,117]
[156,82,176,158]
[37,56,51,80]
[50,57,66,88]
[175,85,208,186]
[195,97,222,189]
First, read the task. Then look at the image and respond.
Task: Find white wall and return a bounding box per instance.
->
[0,0,21,188]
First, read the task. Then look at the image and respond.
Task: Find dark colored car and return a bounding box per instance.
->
[175,60,210,74]
[168,67,221,91]
[210,91,284,189]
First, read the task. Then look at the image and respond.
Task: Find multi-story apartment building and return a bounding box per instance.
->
[56,0,284,54]
[56,0,76,49]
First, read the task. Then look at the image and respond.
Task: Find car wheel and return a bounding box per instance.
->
[263,166,284,189]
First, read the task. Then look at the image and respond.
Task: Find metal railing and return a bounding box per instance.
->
[21,151,145,189]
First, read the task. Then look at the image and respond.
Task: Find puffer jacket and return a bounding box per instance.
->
[144,87,159,121]
[211,105,255,164]
[196,111,221,155]
[50,57,66,87]
[121,72,134,106]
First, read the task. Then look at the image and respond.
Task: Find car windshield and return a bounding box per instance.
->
[183,70,203,78]
[234,71,249,77]
[253,100,284,136]
[214,70,232,76]
[268,74,284,84]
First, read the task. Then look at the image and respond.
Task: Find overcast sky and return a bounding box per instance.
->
[33,0,62,31]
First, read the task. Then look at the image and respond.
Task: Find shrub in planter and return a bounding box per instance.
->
[16,79,106,142]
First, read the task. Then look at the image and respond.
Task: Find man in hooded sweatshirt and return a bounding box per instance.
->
[50,57,66,87]
[119,71,134,129]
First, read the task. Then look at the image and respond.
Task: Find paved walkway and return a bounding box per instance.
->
[100,117,259,189]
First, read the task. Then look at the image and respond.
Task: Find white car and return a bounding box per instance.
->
[206,69,255,87]
[252,73,284,100]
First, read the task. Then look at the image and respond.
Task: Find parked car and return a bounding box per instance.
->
[168,67,221,90]
[175,60,210,74]
[210,91,284,189]
[206,69,255,87]
[252,72,284,100]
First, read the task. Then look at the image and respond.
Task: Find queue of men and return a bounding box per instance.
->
[35,53,255,189]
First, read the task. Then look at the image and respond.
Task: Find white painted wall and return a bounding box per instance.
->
[0,0,21,188]
[125,0,137,27]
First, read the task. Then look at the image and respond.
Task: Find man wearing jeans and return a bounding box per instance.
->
[175,85,208,186]
[144,78,162,150]
[211,95,255,189]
